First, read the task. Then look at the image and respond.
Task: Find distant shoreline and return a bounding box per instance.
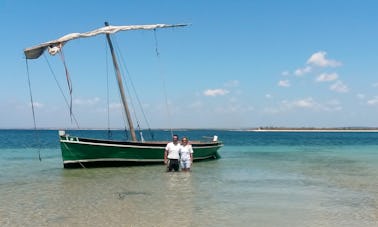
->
[247,129,378,132]
[245,127,378,132]
[1,127,378,132]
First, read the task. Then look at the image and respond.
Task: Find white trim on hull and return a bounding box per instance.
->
[63,154,217,165]
[60,139,223,149]
[64,158,163,164]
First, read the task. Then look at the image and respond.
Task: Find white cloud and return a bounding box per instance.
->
[278,80,290,87]
[307,51,341,67]
[263,97,342,114]
[367,97,378,106]
[330,80,349,93]
[281,98,315,109]
[265,94,272,99]
[294,66,312,76]
[263,98,316,113]
[73,97,100,105]
[316,73,338,82]
[203,89,229,97]
[262,107,280,114]
[109,103,122,109]
[224,80,239,87]
[286,97,342,111]
[357,94,365,99]
[247,106,254,111]
[325,99,340,106]
[281,71,290,76]
[29,102,44,108]
[188,101,203,109]
[291,98,315,108]
[324,99,342,111]
[372,82,378,87]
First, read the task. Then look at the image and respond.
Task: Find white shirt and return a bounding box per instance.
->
[165,142,180,159]
[179,144,193,161]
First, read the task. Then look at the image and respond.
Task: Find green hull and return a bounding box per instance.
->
[60,133,222,168]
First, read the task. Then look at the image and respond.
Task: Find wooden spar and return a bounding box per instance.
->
[104,22,137,141]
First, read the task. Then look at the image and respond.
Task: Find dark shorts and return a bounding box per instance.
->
[167,159,180,172]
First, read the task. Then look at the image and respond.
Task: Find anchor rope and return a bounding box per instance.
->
[25,59,42,161]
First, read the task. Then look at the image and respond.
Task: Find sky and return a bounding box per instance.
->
[1,0,378,129]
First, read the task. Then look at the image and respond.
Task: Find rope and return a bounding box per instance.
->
[154,29,173,138]
[25,59,42,161]
[66,145,86,169]
[43,54,87,168]
[103,38,131,140]
[58,50,73,122]
[113,36,155,140]
[43,54,80,128]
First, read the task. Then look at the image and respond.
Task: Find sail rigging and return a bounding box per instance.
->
[24,24,187,59]
[25,22,187,142]
[24,22,222,168]
[104,22,137,141]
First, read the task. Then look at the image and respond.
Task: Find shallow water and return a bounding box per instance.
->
[0,130,377,226]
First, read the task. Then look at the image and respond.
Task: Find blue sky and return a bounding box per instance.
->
[1,0,378,129]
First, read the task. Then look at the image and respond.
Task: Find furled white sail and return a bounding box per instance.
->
[24,23,187,59]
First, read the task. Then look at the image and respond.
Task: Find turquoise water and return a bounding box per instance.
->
[0,130,377,226]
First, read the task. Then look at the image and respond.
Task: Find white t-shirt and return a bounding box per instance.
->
[179,144,193,161]
[165,142,180,159]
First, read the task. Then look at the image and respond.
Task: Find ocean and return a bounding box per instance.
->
[0,129,377,226]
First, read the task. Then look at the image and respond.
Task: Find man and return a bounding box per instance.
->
[164,134,181,172]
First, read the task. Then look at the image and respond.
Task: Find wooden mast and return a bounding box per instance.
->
[104,22,137,141]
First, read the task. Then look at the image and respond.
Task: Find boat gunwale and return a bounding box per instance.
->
[63,153,217,165]
[60,135,223,148]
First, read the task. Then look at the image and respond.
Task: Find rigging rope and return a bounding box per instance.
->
[43,54,80,128]
[58,50,73,122]
[113,36,155,140]
[25,59,42,161]
[43,54,85,168]
[154,29,173,138]
[115,43,141,138]
[105,38,131,140]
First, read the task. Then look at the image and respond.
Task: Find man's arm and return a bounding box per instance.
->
[164,149,168,164]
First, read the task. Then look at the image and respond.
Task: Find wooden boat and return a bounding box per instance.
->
[24,22,222,168]
[59,131,221,168]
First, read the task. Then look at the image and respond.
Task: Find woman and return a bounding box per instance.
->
[179,137,194,172]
